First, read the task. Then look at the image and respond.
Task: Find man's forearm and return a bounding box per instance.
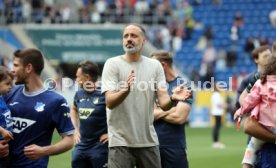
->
[244,118,276,143]
[105,89,130,109]
[43,135,74,156]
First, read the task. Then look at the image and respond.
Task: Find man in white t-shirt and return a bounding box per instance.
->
[101,23,191,168]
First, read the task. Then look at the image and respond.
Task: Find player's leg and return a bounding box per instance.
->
[108,146,135,168]
[72,147,91,168]
[88,142,108,168]
[134,146,161,168]
[159,147,188,168]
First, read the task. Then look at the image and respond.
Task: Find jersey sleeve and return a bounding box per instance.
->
[52,97,74,136]
[179,80,193,105]
[183,91,193,105]
[246,72,260,93]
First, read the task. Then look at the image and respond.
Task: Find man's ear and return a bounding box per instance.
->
[25,64,33,73]
[254,58,258,64]
[85,74,92,81]
[161,61,166,67]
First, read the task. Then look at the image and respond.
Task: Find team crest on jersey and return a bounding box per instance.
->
[9,102,19,106]
[34,102,45,112]
[13,117,36,133]
[79,98,86,102]
[61,103,69,107]
[93,97,99,104]
[79,108,94,119]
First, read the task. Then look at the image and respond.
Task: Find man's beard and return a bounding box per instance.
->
[123,44,142,54]
[14,75,27,85]
[15,80,25,85]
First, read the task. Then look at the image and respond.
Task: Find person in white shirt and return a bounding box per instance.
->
[210,83,226,149]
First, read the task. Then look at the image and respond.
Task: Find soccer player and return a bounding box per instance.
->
[0,48,74,167]
[238,45,271,106]
[239,44,276,167]
[151,51,192,168]
[101,23,191,168]
[234,54,276,168]
[71,61,108,168]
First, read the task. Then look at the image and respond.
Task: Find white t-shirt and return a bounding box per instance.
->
[211,91,224,116]
[101,55,166,147]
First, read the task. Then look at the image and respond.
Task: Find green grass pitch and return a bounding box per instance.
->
[48,126,247,168]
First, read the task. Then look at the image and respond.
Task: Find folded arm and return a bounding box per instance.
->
[154,101,191,125]
[244,118,276,143]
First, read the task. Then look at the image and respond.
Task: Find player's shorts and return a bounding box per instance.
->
[72,142,108,168]
[108,146,161,168]
[159,147,188,168]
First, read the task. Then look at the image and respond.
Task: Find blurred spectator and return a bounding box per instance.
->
[259,37,269,46]
[215,48,226,72]
[152,30,163,49]
[244,37,255,53]
[190,67,200,85]
[226,48,237,68]
[135,0,149,23]
[230,12,244,45]
[1,54,12,69]
[212,0,222,6]
[184,14,195,40]
[0,0,4,16]
[22,0,32,23]
[202,42,217,66]
[160,26,172,51]
[269,9,276,26]
[210,83,226,149]
[172,29,183,52]
[78,7,89,23]
[95,0,107,23]
[203,26,214,43]
[50,6,61,23]
[234,12,244,27]
[200,42,216,84]
[31,0,43,23]
[60,4,71,23]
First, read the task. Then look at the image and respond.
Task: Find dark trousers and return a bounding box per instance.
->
[213,115,222,142]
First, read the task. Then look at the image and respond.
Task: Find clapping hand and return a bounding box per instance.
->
[123,69,135,91]
[171,83,192,101]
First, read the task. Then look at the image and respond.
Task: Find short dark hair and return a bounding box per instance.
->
[78,61,99,82]
[261,53,276,84]
[0,66,13,81]
[13,48,44,75]
[251,45,270,60]
[150,50,173,66]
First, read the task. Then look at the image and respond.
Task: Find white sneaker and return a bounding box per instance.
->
[212,142,225,149]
